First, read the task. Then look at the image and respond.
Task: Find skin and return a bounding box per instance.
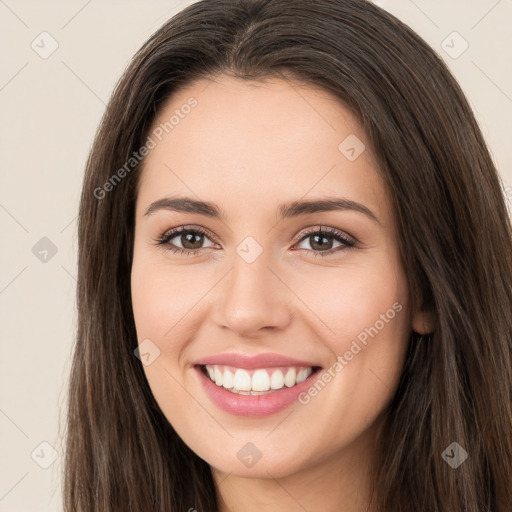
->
[131,75,433,512]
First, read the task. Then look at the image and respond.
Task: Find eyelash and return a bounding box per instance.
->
[154,225,356,258]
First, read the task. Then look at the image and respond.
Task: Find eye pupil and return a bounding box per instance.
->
[182,231,204,249]
[310,234,333,251]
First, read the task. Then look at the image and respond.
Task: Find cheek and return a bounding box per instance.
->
[131,256,206,340]
[130,257,200,418]
[300,260,409,414]
[130,256,212,407]
[289,253,410,404]
[288,253,407,340]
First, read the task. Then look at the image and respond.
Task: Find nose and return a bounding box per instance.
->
[213,249,292,338]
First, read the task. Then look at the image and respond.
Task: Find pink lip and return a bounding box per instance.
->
[193,352,322,369]
[194,365,322,417]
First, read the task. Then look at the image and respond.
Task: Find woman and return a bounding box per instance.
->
[64,0,512,510]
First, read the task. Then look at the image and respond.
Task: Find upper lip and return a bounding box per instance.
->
[193,352,322,370]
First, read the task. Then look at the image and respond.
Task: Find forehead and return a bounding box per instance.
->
[136,75,390,223]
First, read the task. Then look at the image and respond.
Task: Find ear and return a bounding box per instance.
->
[412,309,435,334]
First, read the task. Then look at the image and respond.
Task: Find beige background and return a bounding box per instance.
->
[0,0,511,510]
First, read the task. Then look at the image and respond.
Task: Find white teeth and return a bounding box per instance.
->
[222,369,234,389]
[296,368,309,384]
[214,366,223,386]
[204,364,314,393]
[233,368,252,391]
[270,369,285,389]
[284,368,296,387]
[252,369,270,392]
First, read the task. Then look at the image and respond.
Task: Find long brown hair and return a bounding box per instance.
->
[63,0,512,510]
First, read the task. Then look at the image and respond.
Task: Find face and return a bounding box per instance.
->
[131,75,420,480]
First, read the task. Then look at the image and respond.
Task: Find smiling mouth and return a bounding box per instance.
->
[197,364,322,395]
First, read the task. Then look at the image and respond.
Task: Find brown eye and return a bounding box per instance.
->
[306,233,335,251]
[156,226,217,255]
[176,230,205,250]
[295,227,355,257]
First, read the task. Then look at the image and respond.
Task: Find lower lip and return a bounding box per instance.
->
[194,365,322,417]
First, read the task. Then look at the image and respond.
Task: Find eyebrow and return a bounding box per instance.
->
[144,195,381,225]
